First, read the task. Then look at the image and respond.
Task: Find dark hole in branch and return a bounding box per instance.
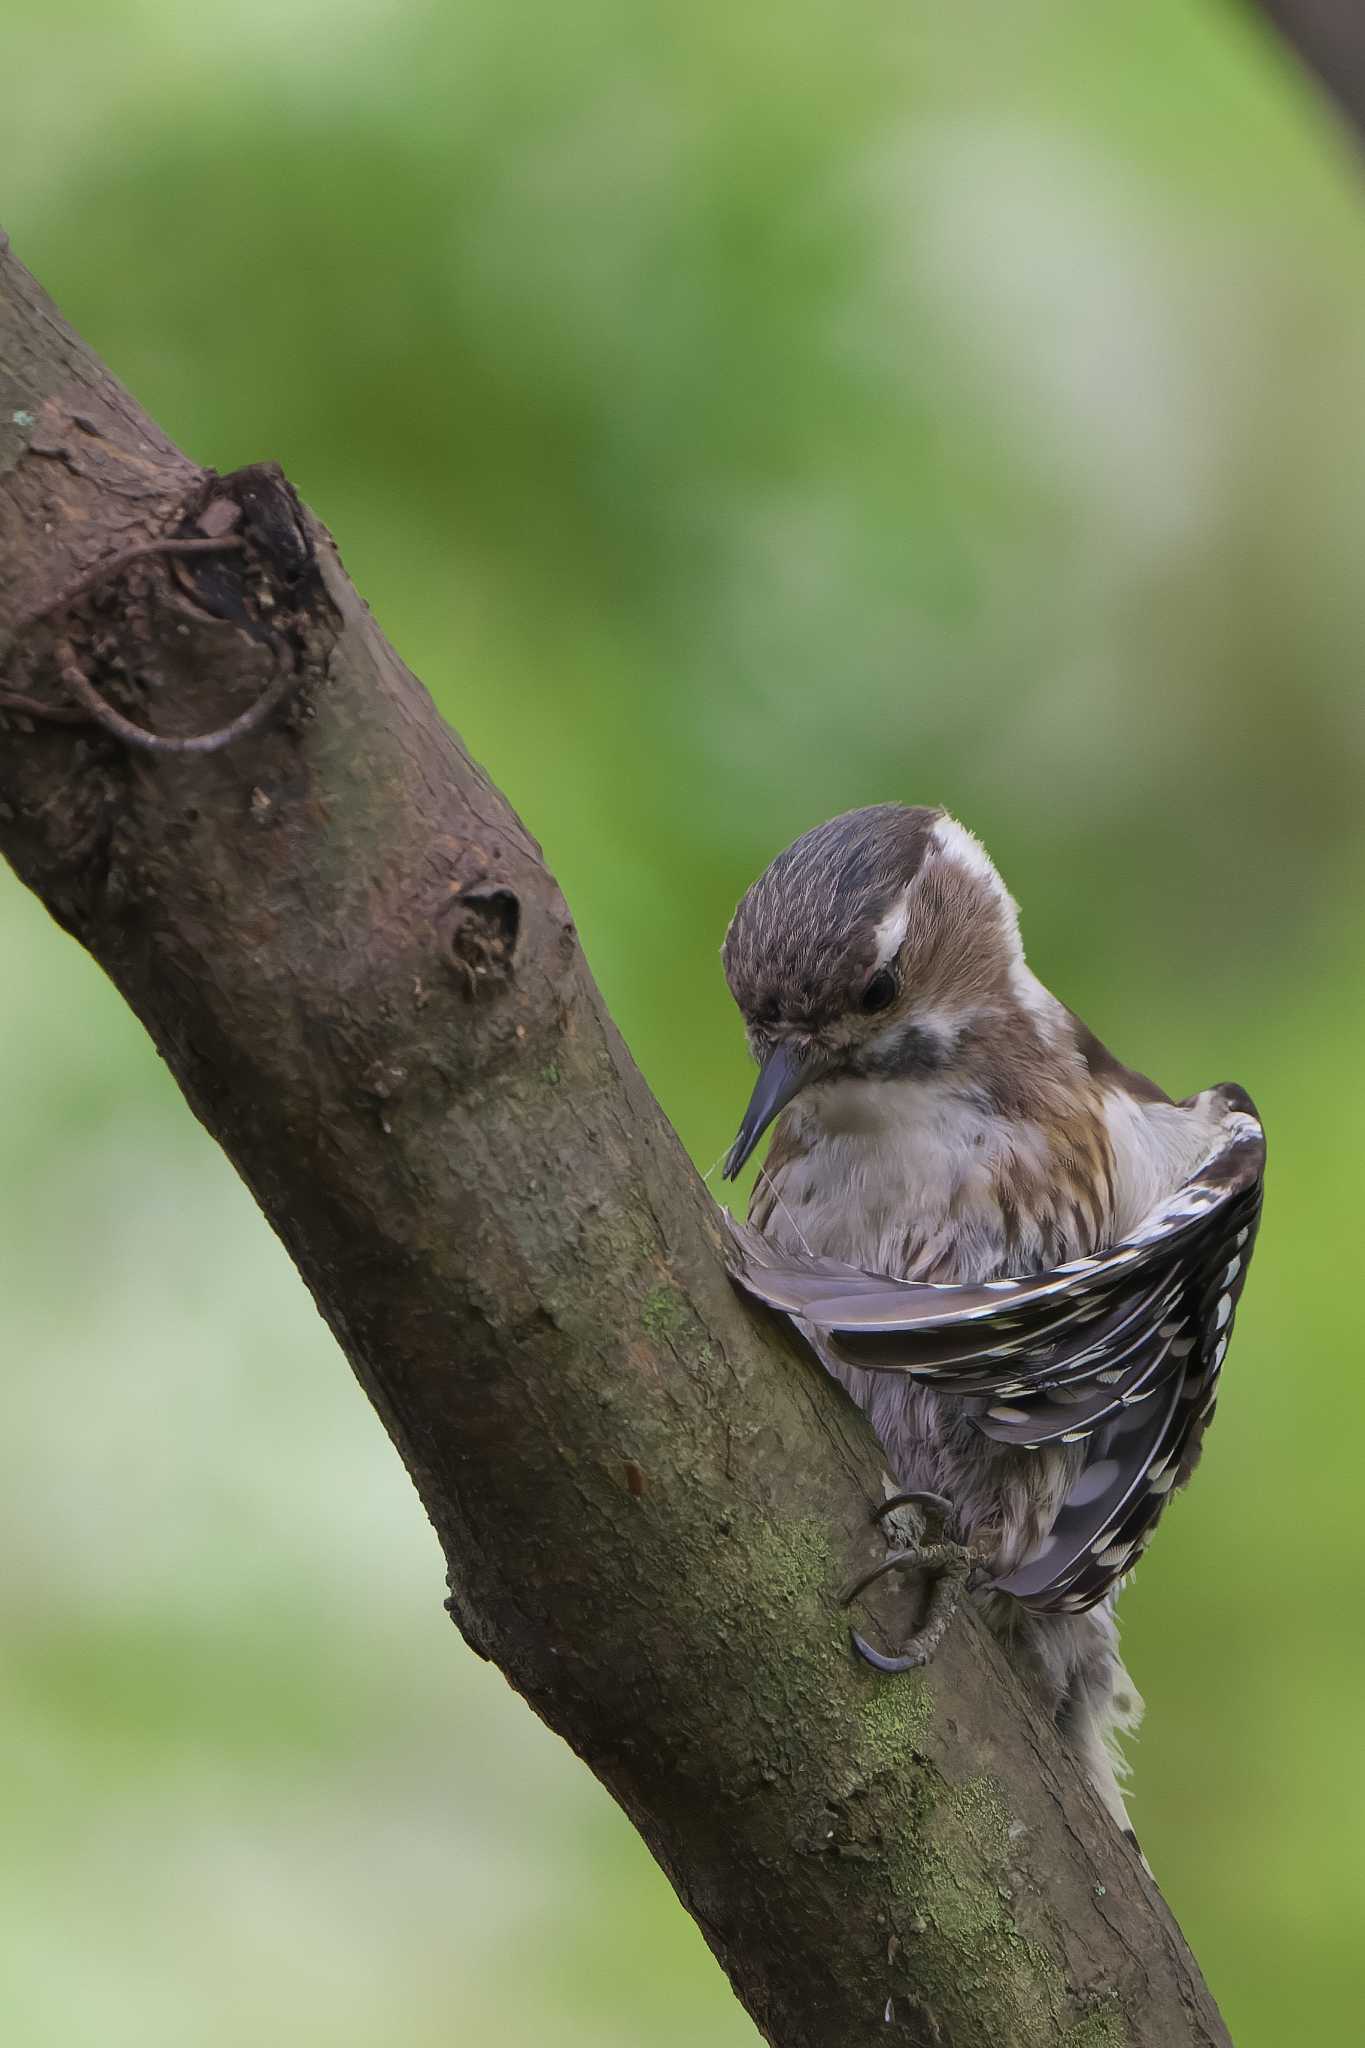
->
[448,884,520,995]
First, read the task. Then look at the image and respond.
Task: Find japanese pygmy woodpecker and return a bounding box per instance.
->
[720,804,1263,1838]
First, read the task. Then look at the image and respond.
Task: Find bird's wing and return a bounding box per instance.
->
[724,1084,1264,1614]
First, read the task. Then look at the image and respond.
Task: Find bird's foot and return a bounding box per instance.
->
[842,1491,984,1674]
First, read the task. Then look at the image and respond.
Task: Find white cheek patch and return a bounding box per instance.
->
[899,1004,971,1056]
[871,886,913,969]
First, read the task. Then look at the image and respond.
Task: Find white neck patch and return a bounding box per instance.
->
[931,815,1014,912]
[930,814,1064,1042]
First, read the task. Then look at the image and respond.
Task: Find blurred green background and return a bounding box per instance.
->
[3,1,1363,2041]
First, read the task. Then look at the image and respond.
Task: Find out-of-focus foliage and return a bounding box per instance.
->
[3,2,1363,2041]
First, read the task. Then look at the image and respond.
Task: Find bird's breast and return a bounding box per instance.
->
[765,1076,1061,1284]
[753,1076,1105,1571]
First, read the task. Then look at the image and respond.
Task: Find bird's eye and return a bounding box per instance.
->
[860,968,898,1015]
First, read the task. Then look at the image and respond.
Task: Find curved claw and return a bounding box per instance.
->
[848,1626,933,1675]
[843,1538,977,1674]
[842,1539,965,1607]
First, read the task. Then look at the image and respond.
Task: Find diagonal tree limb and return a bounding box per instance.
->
[0,231,1231,2047]
[1246,2,1365,146]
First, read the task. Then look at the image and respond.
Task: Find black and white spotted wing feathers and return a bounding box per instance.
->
[725,1085,1263,1615]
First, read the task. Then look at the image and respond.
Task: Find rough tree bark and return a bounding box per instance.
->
[0,232,1233,2044]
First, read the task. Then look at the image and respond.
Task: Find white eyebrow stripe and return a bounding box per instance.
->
[871,887,913,968]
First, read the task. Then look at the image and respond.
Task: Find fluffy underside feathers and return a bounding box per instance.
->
[725,1084,1264,1614]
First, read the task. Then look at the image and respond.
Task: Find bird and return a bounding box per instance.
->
[718,803,1263,1841]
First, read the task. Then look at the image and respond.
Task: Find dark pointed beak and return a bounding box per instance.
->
[721,1041,811,1181]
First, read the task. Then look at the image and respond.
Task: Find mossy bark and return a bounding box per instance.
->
[0,232,1231,2047]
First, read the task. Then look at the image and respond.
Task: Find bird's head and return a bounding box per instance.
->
[721,804,1042,1178]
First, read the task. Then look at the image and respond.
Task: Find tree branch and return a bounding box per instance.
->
[1246,1,1365,146]
[0,230,1230,2046]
